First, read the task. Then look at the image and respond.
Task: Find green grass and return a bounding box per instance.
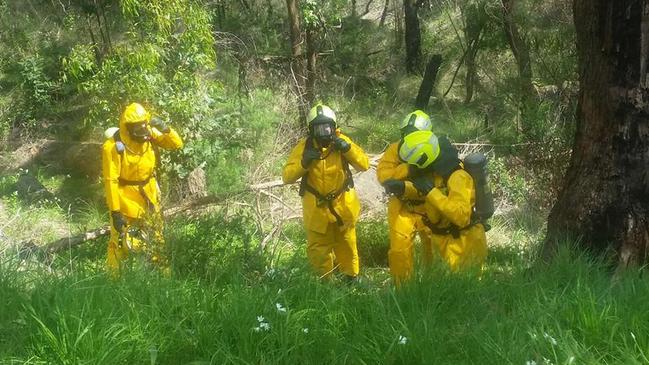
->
[1,212,649,365]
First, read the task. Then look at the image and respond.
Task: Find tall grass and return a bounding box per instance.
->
[1,216,648,365]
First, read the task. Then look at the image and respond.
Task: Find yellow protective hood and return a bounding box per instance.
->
[118,103,153,152]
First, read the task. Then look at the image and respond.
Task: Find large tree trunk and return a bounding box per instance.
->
[404,0,421,74]
[544,1,649,268]
[501,0,536,128]
[286,0,307,127]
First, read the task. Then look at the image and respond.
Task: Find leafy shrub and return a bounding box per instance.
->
[356,219,389,268]
[167,214,267,283]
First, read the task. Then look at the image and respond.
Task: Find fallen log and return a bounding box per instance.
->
[35,180,296,254]
[34,157,382,254]
[43,226,111,253]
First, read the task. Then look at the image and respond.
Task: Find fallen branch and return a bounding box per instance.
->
[35,154,380,254]
[43,226,111,253]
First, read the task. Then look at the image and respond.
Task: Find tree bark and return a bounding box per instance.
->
[501,0,536,124]
[544,1,649,268]
[404,0,422,74]
[415,54,442,109]
[463,29,483,104]
[305,28,317,106]
[393,0,403,49]
[285,0,307,126]
[380,0,390,27]
[462,2,484,104]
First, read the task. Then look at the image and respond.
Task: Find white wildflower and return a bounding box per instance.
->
[398,335,408,345]
[275,302,287,313]
[543,332,557,346]
[525,361,537,365]
[302,328,309,334]
[542,357,553,365]
[253,315,271,332]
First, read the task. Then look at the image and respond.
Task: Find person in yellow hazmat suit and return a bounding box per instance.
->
[390,130,487,271]
[377,110,438,284]
[282,103,370,282]
[102,102,183,275]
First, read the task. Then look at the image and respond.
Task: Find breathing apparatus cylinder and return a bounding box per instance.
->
[463,152,495,222]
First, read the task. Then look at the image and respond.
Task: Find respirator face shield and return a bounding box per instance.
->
[311,120,335,146]
[126,121,151,143]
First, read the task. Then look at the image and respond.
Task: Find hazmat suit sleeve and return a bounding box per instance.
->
[151,127,183,150]
[376,143,409,183]
[282,139,308,184]
[102,140,121,212]
[425,170,474,228]
[339,133,369,172]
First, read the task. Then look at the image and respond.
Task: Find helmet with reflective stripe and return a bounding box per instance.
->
[307,103,337,127]
[398,130,440,169]
[122,102,151,124]
[400,110,432,134]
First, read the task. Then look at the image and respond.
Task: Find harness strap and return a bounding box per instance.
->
[114,130,157,211]
[118,176,155,211]
[299,137,354,226]
[420,215,483,239]
[118,176,152,186]
[303,182,349,226]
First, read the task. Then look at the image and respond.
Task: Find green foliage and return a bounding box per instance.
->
[2,234,649,364]
[63,0,217,131]
[356,220,389,267]
[168,214,267,283]
[489,156,529,205]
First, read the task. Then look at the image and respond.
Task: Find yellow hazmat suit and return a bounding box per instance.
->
[282,131,369,278]
[423,168,487,271]
[378,142,447,283]
[102,103,183,274]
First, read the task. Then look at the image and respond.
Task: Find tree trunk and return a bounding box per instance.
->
[404,0,421,74]
[380,0,390,27]
[544,1,649,268]
[285,0,307,127]
[393,0,403,49]
[305,28,317,106]
[501,0,536,125]
[362,0,374,17]
[464,45,478,103]
[415,54,442,109]
[462,2,484,104]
